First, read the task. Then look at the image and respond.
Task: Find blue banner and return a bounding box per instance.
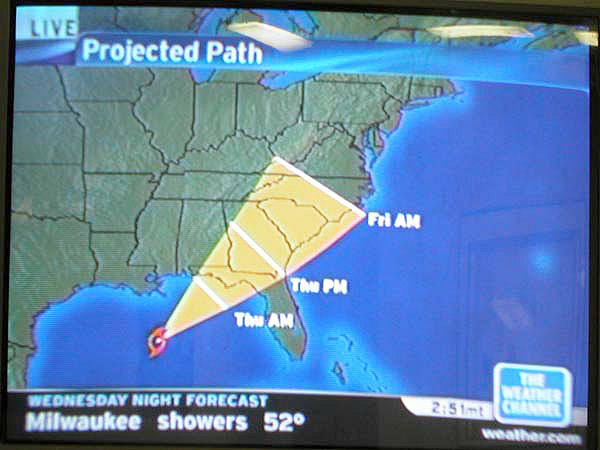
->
[15,32,589,91]
[494,363,573,428]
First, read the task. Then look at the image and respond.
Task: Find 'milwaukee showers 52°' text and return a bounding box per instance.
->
[24,392,271,432]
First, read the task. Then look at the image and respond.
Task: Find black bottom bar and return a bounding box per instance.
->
[5,390,587,449]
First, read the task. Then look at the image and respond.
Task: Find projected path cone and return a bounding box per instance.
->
[147,157,366,358]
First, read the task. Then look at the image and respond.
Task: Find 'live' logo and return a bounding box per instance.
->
[16,6,79,40]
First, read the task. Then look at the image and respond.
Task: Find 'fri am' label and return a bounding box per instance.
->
[367,212,421,229]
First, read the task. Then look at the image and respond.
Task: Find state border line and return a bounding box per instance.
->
[229,221,286,278]
[272,156,367,218]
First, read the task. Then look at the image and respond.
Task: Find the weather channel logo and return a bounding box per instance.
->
[494,363,572,427]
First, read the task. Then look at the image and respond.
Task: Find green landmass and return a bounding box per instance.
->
[309,11,398,40]
[13,66,68,112]
[270,122,336,163]
[12,113,82,164]
[261,282,307,360]
[12,165,84,219]
[78,6,119,32]
[154,172,259,201]
[295,129,366,186]
[79,5,195,35]
[8,62,455,388]
[72,102,166,173]
[179,134,273,172]
[303,80,388,124]
[85,174,155,231]
[130,200,182,275]
[115,6,195,32]
[8,7,588,389]
[237,83,302,141]
[8,216,96,386]
[91,233,150,291]
[177,201,229,274]
[7,11,474,388]
[7,343,32,389]
[185,82,236,152]
[59,67,153,102]
[135,70,194,162]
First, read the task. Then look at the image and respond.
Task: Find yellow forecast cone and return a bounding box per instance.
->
[147,156,366,358]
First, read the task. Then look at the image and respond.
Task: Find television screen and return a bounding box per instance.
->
[4,3,597,448]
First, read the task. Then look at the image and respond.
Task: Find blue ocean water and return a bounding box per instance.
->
[28,80,589,407]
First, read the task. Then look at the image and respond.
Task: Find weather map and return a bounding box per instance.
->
[149,156,366,357]
[7,7,590,432]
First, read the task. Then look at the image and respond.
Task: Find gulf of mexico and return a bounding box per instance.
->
[27,275,289,388]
